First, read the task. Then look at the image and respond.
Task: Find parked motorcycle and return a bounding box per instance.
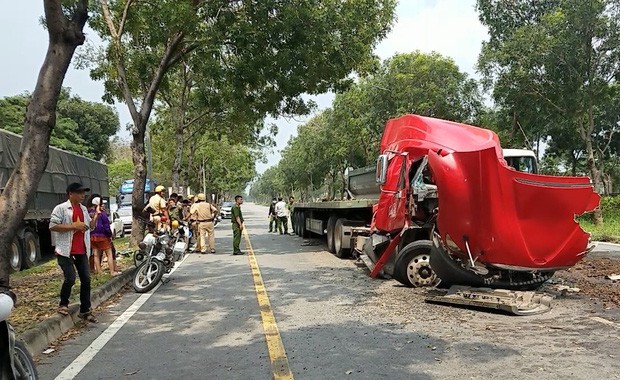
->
[0,290,38,380]
[132,222,188,293]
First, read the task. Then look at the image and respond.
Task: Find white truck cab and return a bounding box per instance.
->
[502,148,538,174]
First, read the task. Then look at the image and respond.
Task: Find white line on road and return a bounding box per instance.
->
[54,254,190,380]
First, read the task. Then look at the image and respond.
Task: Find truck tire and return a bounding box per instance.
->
[300,212,310,238]
[334,218,350,258]
[393,240,437,287]
[295,212,302,236]
[10,237,23,272]
[22,231,40,269]
[326,216,338,254]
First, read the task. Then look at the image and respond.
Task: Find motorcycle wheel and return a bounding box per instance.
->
[133,260,165,293]
[13,341,39,380]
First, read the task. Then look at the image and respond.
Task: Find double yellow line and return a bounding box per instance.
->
[243,229,294,380]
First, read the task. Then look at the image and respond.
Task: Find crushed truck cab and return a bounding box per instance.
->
[373,114,600,289]
[293,114,599,293]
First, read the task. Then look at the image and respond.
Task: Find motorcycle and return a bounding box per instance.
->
[0,290,38,380]
[132,222,188,293]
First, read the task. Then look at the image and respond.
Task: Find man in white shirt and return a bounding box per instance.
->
[274,197,288,235]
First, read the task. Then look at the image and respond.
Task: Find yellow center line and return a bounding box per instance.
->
[243,228,294,380]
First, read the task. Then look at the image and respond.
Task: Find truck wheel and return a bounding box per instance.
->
[295,212,302,236]
[10,237,23,272]
[326,216,338,254]
[300,212,310,238]
[22,231,40,269]
[334,219,350,258]
[393,240,437,287]
[429,237,484,288]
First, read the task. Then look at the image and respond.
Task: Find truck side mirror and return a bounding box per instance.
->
[376,155,388,185]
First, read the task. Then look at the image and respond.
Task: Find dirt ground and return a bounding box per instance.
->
[555,256,620,308]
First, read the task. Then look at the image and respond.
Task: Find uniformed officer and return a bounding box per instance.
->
[146,185,168,230]
[231,195,245,255]
[189,193,219,254]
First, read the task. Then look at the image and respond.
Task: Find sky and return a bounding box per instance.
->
[0,1,488,174]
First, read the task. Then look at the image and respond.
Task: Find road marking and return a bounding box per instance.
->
[243,228,294,380]
[55,254,190,380]
[590,316,620,328]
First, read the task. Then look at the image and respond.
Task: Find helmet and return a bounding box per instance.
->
[197,193,206,201]
[171,220,179,229]
[155,185,166,193]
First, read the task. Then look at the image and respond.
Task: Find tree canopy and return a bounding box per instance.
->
[0,89,119,160]
[251,51,483,202]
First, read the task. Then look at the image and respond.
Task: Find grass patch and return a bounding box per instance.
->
[580,219,620,243]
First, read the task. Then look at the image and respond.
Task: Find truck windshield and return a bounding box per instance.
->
[505,156,538,174]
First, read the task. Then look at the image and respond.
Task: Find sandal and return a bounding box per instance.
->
[78,311,98,323]
[57,306,69,316]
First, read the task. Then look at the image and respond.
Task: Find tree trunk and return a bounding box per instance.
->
[585,106,604,226]
[0,0,88,290]
[171,115,185,191]
[130,123,148,245]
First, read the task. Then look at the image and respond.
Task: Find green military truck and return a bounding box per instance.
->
[0,129,109,271]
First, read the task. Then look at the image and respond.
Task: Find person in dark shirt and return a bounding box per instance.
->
[268,198,277,232]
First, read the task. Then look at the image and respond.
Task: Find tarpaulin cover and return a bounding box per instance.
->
[0,129,108,217]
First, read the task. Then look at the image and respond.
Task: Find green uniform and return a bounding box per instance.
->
[231,204,244,253]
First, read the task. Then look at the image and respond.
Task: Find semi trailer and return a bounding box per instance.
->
[292,114,600,291]
[0,129,109,272]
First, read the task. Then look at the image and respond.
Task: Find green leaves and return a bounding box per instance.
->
[477,0,620,196]
[0,90,119,159]
[252,51,482,202]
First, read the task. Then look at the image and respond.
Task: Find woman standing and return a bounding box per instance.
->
[87,195,119,276]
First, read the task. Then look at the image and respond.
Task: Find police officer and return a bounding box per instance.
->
[189,193,219,254]
[231,195,245,255]
[146,185,168,230]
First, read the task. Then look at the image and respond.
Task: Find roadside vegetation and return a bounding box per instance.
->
[8,237,132,333]
[580,197,620,242]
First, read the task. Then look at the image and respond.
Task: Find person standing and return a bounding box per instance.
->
[268,198,277,232]
[87,195,118,276]
[49,183,98,322]
[231,195,245,255]
[275,197,288,235]
[189,193,219,254]
[286,196,296,234]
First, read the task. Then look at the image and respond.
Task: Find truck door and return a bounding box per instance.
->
[374,153,409,232]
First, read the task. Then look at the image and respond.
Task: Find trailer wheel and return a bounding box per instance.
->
[334,219,351,258]
[22,231,40,268]
[300,212,310,238]
[326,216,338,254]
[394,240,437,287]
[295,212,302,236]
[10,237,23,273]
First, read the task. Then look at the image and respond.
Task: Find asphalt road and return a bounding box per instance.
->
[37,203,620,380]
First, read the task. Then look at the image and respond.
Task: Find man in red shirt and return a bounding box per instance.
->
[49,183,99,322]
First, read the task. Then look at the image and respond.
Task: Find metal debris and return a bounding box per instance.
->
[425,286,555,316]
